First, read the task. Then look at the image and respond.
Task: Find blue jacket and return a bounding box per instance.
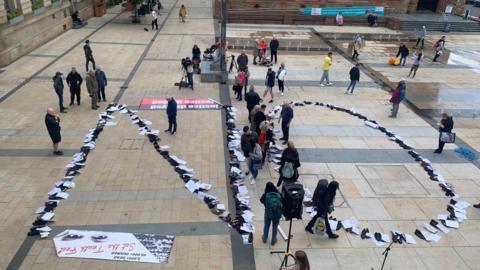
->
[167,99,177,117]
[52,75,64,94]
[96,70,107,87]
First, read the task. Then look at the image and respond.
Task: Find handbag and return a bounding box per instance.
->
[440,132,455,143]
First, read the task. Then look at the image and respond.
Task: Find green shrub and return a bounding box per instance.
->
[32,0,44,10]
[7,8,23,20]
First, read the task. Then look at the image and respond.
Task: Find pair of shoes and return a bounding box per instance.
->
[305,227,314,234]
[261,235,267,243]
[53,151,64,156]
[250,178,256,185]
[473,203,480,208]
[269,100,273,103]
[328,233,339,239]
[271,239,277,246]
[433,149,442,154]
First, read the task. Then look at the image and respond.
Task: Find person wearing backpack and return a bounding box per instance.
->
[260,182,282,246]
[249,142,263,185]
[389,79,406,118]
[276,141,301,187]
[305,180,339,239]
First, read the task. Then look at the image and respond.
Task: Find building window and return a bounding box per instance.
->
[4,0,19,11]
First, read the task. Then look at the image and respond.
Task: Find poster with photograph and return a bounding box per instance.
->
[53,230,174,264]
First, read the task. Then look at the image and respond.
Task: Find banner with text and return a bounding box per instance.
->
[302,6,385,16]
[53,230,174,264]
[140,98,222,110]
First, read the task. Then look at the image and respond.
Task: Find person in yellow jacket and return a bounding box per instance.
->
[319,52,333,86]
[179,4,187,23]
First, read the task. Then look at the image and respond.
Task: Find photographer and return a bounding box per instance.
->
[182,57,194,89]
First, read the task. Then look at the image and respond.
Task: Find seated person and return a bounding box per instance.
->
[72,11,83,26]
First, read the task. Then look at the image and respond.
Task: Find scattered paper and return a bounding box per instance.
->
[405,234,417,244]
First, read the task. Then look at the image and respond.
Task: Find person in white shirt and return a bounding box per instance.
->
[277,63,287,95]
[151,10,158,30]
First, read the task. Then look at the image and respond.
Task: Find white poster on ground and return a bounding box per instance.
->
[53,230,174,264]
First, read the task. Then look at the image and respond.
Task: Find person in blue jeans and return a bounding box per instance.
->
[260,182,282,246]
[346,63,360,94]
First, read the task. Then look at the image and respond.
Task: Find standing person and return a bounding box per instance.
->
[260,182,282,246]
[52,71,67,113]
[259,38,267,56]
[269,37,279,64]
[236,50,249,71]
[305,181,340,239]
[232,76,243,101]
[243,66,250,96]
[245,85,261,120]
[85,70,99,110]
[281,250,310,270]
[253,104,267,134]
[259,121,273,164]
[83,40,95,72]
[396,43,409,66]
[434,113,454,154]
[250,105,260,134]
[389,79,406,118]
[408,49,423,78]
[346,63,360,94]
[278,102,293,144]
[165,97,177,135]
[277,63,287,96]
[252,39,260,65]
[185,57,194,89]
[336,11,344,26]
[45,108,63,155]
[248,142,262,184]
[276,141,300,187]
[151,9,158,30]
[352,41,360,61]
[237,69,247,97]
[179,4,187,22]
[263,68,276,103]
[319,52,333,86]
[95,67,108,102]
[192,44,201,61]
[66,67,83,106]
[415,26,427,49]
[241,126,253,163]
[433,36,446,62]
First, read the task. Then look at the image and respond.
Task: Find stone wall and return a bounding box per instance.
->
[0,0,96,67]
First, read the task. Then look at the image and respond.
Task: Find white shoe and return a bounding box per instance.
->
[281,92,284,96]
[250,179,256,185]
[327,82,333,86]
[320,83,325,87]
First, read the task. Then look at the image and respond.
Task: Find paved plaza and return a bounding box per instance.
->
[1,1,480,270]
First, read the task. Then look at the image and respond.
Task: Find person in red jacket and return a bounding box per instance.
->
[259,38,267,56]
[389,79,406,118]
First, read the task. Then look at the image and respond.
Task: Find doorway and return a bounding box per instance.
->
[417,0,438,12]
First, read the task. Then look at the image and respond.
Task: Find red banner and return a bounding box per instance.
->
[139,98,222,110]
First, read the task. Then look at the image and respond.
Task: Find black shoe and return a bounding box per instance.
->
[279,137,285,140]
[164,129,171,133]
[474,203,480,209]
[60,110,67,113]
[171,131,176,135]
[328,233,339,239]
[77,102,80,105]
[69,103,73,106]
[53,151,64,156]
[305,227,314,234]
[433,149,441,154]
[269,100,274,103]
[282,141,287,145]
[103,99,106,102]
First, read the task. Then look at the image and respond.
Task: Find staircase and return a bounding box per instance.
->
[400,20,480,32]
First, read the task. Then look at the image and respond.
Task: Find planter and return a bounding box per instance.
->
[8,14,24,25]
[33,6,46,15]
[51,1,62,8]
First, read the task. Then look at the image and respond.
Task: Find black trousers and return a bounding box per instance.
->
[281,121,289,141]
[271,51,278,63]
[416,38,424,48]
[70,88,81,105]
[151,18,158,29]
[278,79,285,93]
[433,52,441,62]
[244,78,248,96]
[352,49,359,60]
[306,213,333,236]
[97,86,106,101]
[86,56,96,72]
[56,91,65,111]
[168,115,177,132]
[186,72,193,88]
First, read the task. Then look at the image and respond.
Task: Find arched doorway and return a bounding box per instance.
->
[417,0,439,12]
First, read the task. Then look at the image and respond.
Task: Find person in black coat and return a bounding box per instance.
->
[276,141,301,187]
[434,113,454,154]
[236,50,249,71]
[396,43,409,66]
[66,67,83,106]
[263,68,276,103]
[45,108,63,155]
[269,37,279,64]
[83,40,95,72]
[245,86,261,120]
[346,63,360,94]
[253,104,267,134]
[305,180,339,239]
[52,71,67,113]
[165,97,177,135]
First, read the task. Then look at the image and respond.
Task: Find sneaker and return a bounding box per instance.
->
[164,129,170,133]
[268,100,273,103]
[271,239,277,246]
[328,233,339,239]
[171,131,176,135]
[280,92,284,96]
[261,235,267,243]
[250,178,256,185]
[433,149,441,154]
[473,203,480,209]
[53,151,64,156]
[327,82,333,86]
[320,83,325,87]
[305,227,314,234]
[245,171,250,176]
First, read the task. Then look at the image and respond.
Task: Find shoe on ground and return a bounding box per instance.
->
[53,151,64,156]
[305,227,314,234]
[171,131,176,135]
[282,141,287,145]
[328,233,339,239]
[279,137,285,140]
[269,100,273,103]
[327,82,333,86]
[389,115,396,118]
[473,203,480,208]
[261,235,267,243]
[69,103,73,106]
[164,129,170,133]
[320,83,325,87]
[433,149,442,154]
[271,239,277,246]
[250,179,256,185]
[103,99,106,102]
[60,110,67,113]
[280,92,284,96]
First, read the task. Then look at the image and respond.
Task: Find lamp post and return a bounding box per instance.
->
[220,0,227,75]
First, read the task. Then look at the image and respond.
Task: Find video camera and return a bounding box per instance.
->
[181,57,192,70]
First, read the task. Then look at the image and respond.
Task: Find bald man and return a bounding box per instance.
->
[45,108,63,155]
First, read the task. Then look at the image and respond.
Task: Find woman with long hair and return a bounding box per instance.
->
[281,250,310,270]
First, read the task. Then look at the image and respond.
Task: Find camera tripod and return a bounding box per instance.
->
[270,219,296,269]
[371,241,394,270]
[175,68,193,90]
[228,55,238,73]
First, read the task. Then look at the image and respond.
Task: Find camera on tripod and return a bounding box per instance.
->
[174,57,194,90]
[181,57,192,70]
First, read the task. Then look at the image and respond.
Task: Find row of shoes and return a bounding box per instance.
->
[225,106,254,244]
